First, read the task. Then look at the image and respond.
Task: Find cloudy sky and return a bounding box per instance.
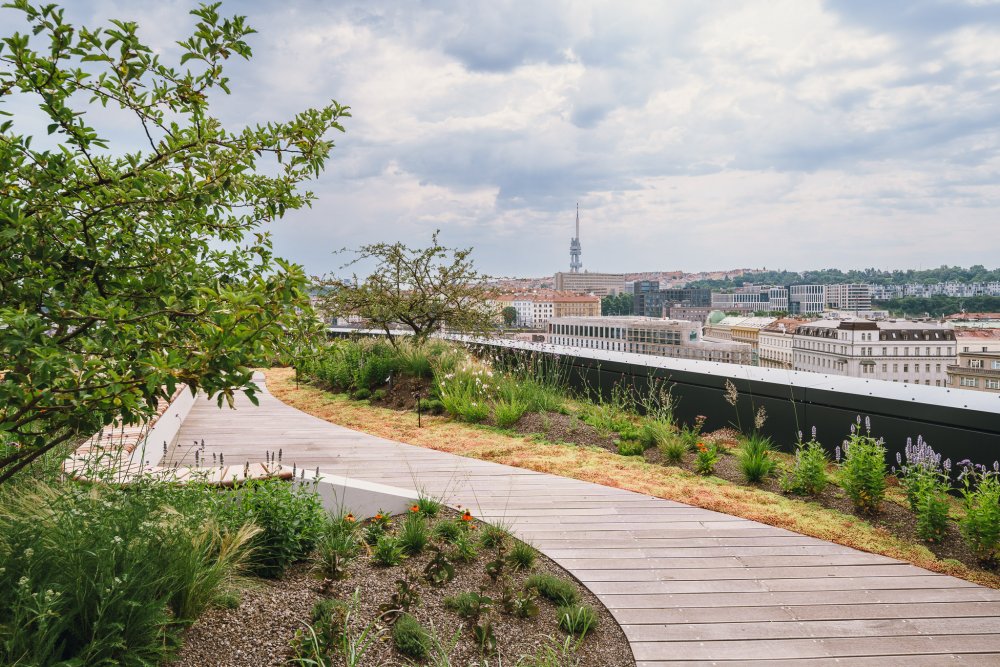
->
[6,1,1000,277]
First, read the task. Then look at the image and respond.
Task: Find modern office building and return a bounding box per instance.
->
[711,285,789,313]
[825,284,873,313]
[553,271,626,296]
[947,351,1000,393]
[788,285,826,314]
[633,282,712,318]
[792,318,956,385]
[547,316,752,365]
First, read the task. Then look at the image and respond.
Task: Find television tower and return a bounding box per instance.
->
[569,203,582,273]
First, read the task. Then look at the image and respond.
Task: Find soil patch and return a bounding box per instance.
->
[173,511,633,666]
[370,374,432,411]
[511,411,620,452]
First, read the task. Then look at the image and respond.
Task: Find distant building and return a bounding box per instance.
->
[788,285,826,315]
[492,291,600,328]
[554,271,626,296]
[825,284,873,313]
[947,351,1000,393]
[703,315,777,365]
[711,285,788,313]
[954,328,1000,354]
[945,313,1000,329]
[792,318,955,385]
[546,316,752,365]
[758,319,807,369]
[668,305,712,324]
[632,282,711,318]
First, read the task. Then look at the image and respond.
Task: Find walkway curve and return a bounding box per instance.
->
[172,377,1000,665]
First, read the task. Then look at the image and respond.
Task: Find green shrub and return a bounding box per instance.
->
[433,518,463,543]
[372,535,407,567]
[450,531,479,563]
[352,387,372,401]
[737,434,776,483]
[693,442,720,475]
[444,591,493,620]
[216,590,242,610]
[617,439,645,456]
[217,479,327,578]
[399,513,430,555]
[315,521,360,580]
[658,435,687,464]
[507,540,537,571]
[781,437,829,496]
[525,574,579,606]
[371,388,388,401]
[556,604,598,637]
[494,398,528,428]
[960,473,1000,561]
[915,478,951,543]
[416,494,442,517]
[838,430,887,514]
[639,420,672,449]
[418,398,445,415]
[392,614,429,660]
[480,521,511,549]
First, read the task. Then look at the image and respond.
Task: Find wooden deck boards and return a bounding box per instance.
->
[173,380,1000,664]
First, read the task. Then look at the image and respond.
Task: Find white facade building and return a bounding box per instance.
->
[825,284,873,313]
[792,319,956,386]
[758,320,806,369]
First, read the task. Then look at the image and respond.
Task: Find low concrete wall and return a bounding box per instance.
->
[296,472,419,518]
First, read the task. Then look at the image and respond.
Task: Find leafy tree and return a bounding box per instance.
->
[316,232,497,344]
[601,293,632,316]
[501,306,517,327]
[0,2,348,482]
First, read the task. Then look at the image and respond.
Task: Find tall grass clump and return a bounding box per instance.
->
[837,418,887,514]
[781,429,829,496]
[493,398,528,428]
[434,363,493,423]
[639,420,672,450]
[737,433,777,483]
[0,480,256,666]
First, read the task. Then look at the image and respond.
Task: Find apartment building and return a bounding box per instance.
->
[947,351,1000,393]
[788,285,826,314]
[758,319,807,369]
[493,291,601,328]
[711,285,788,313]
[547,316,752,365]
[793,318,956,385]
[954,328,1000,354]
[553,271,626,296]
[703,315,777,363]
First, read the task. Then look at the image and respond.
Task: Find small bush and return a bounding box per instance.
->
[960,473,1000,561]
[658,435,687,464]
[215,590,242,610]
[371,535,407,567]
[444,591,492,620]
[781,438,828,496]
[639,420,672,449]
[525,574,579,606]
[433,518,463,543]
[416,494,442,517]
[617,438,645,456]
[418,398,445,415]
[315,523,360,580]
[217,479,327,578]
[352,387,372,401]
[508,541,537,571]
[737,434,776,483]
[693,442,720,475]
[480,521,511,549]
[838,430,887,514]
[371,388,388,401]
[915,478,951,543]
[494,398,528,428]
[399,513,430,555]
[557,604,598,638]
[392,613,429,660]
[450,531,479,563]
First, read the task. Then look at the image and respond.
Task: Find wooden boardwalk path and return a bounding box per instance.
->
[173,379,1000,665]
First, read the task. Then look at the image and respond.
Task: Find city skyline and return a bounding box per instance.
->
[5,1,1000,277]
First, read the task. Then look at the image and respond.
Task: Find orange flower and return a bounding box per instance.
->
[374,513,384,520]
[409,505,420,513]
[344,513,355,523]
[461,509,473,522]
[696,441,707,452]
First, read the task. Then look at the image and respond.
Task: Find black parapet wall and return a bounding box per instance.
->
[327,329,1000,466]
[472,340,1000,466]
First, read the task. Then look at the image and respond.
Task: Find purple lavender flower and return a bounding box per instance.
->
[865,416,871,433]
[811,426,817,441]
[835,446,842,463]
[943,459,952,473]
[896,452,902,466]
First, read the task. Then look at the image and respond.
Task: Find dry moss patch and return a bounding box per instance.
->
[266,367,1000,590]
